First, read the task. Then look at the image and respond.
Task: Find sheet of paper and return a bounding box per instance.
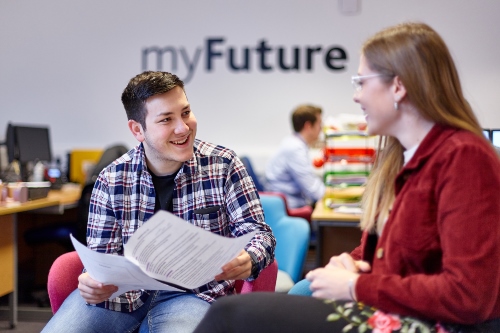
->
[71,210,256,297]
[124,210,256,289]
[71,234,182,300]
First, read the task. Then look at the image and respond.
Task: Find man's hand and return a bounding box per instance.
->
[214,250,252,281]
[78,272,119,304]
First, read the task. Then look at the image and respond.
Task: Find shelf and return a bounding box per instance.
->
[325,131,371,138]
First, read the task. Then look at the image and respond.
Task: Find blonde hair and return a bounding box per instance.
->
[360,22,484,233]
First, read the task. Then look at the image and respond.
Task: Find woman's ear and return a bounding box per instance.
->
[392,76,407,103]
[128,120,145,142]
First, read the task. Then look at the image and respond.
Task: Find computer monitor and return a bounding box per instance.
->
[5,123,52,181]
[5,123,15,163]
[492,129,500,147]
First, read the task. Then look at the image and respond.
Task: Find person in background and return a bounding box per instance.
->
[265,104,325,209]
[192,22,500,333]
[42,71,276,333]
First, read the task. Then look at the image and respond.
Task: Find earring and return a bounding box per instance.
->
[394,101,399,110]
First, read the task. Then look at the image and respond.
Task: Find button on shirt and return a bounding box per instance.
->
[86,140,276,312]
[266,134,325,208]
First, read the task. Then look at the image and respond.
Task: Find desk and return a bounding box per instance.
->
[0,184,80,328]
[311,203,361,267]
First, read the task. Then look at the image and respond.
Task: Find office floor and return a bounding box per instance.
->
[0,321,47,333]
[0,297,52,332]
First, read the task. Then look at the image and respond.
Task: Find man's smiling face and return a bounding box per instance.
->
[132,86,197,175]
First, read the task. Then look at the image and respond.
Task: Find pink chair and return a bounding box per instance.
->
[47,251,278,314]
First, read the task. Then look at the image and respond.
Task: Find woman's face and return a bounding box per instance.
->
[353,55,401,137]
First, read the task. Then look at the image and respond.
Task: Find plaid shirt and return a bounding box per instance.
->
[87,140,276,312]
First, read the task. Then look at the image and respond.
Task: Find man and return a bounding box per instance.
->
[42,71,276,333]
[265,104,325,209]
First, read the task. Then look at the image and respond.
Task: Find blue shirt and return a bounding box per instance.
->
[265,134,325,208]
[87,139,276,312]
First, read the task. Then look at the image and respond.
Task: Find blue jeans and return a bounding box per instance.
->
[42,289,211,333]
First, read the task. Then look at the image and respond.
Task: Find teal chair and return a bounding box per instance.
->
[260,194,310,292]
[288,278,313,296]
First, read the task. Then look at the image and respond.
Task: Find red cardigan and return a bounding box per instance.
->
[352,124,500,324]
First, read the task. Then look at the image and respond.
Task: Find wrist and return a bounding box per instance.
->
[348,275,358,301]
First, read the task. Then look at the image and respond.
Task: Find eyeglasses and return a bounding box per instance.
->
[351,74,385,92]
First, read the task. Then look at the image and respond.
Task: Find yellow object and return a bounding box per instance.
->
[325,186,365,200]
[0,215,14,297]
[69,149,103,185]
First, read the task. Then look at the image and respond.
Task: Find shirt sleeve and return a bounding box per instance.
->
[285,143,325,202]
[225,156,276,280]
[350,244,363,261]
[86,174,123,255]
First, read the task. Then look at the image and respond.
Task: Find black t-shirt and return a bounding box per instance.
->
[149,168,180,212]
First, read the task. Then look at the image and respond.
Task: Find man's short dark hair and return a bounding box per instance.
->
[121,71,185,129]
[291,105,322,132]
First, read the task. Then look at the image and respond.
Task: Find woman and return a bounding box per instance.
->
[193,22,500,333]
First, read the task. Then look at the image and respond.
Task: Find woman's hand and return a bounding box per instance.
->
[327,252,371,273]
[305,252,370,301]
[78,272,118,304]
[306,266,359,300]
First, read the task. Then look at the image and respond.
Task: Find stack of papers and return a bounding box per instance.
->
[71,210,256,299]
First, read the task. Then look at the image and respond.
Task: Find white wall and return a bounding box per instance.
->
[1,0,500,174]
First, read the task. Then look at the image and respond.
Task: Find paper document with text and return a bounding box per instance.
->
[71,210,256,299]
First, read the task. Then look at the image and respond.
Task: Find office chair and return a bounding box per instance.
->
[259,191,313,223]
[240,156,313,221]
[84,144,128,184]
[259,194,310,292]
[240,156,266,192]
[47,251,278,314]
